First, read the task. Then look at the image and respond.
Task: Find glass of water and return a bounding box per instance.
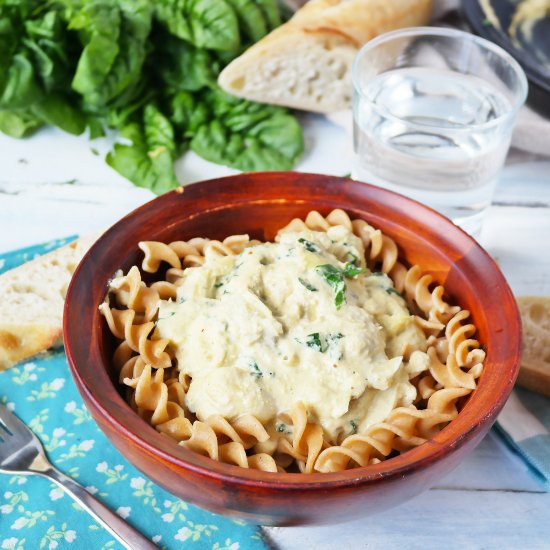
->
[352,27,528,237]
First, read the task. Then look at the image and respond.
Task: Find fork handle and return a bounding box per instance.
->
[39,464,157,550]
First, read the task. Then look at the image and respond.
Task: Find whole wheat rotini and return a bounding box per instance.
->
[100,209,485,473]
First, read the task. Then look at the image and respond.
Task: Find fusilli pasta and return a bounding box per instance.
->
[99,210,485,473]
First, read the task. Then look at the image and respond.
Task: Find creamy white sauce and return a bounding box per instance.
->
[155,227,428,443]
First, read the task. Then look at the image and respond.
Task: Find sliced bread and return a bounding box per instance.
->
[218,0,433,113]
[516,296,550,396]
[0,236,97,371]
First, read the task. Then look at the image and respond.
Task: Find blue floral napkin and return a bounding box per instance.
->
[0,240,267,550]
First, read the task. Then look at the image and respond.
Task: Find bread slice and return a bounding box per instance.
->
[0,236,97,370]
[218,0,432,113]
[516,296,550,396]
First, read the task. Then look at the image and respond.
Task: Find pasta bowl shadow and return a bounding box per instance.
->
[64,172,521,526]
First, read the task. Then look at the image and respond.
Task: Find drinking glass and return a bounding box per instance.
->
[352,27,528,236]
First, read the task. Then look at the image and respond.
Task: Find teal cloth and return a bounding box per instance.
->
[0,239,267,550]
[495,388,550,491]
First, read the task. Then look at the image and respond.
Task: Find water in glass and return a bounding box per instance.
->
[353,67,512,236]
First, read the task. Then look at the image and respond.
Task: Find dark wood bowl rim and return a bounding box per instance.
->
[64,172,521,490]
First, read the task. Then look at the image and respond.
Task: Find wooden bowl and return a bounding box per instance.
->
[64,172,520,526]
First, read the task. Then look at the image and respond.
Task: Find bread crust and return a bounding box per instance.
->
[0,326,61,371]
[0,235,96,371]
[516,296,550,396]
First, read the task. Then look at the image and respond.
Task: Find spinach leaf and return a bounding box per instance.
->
[0,53,42,109]
[0,109,42,138]
[225,0,272,43]
[315,264,346,309]
[106,104,179,194]
[190,88,303,171]
[31,93,86,135]
[256,0,281,30]
[243,112,303,165]
[106,79,154,130]
[69,1,121,102]
[157,35,218,92]
[23,10,73,93]
[155,0,240,53]
[168,91,209,141]
[0,2,29,91]
[70,0,152,110]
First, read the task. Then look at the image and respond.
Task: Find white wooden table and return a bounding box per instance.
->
[1,114,549,549]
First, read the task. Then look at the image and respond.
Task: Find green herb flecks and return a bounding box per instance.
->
[315,261,363,308]
[305,333,326,353]
[326,333,344,345]
[385,287,404,299]
[350,420,358,434]
[299,332,344,355]
[298,237,321,253]
[155,311,176,324]
[342,261,364,278]
[347,252,359,266]
[276,423,286,433]
[315,264,346,309]
[298,277,318,292]
[326,332,344,360]
[249,360,262,378]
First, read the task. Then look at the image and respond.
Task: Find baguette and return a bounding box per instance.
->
[218,0,432,113]
[0,236,97,371]
[516,296,550,396]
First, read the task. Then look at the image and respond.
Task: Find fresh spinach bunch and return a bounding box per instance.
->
[0,0,86,137]
[0,0,303,192]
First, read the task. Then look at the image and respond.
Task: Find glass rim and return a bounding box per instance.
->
[352,26,529,133]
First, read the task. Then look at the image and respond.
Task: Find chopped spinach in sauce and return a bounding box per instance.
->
[315,264,346,309]
[249,360,262,378]
[305,332,326,352]
[155,311,176,324]
[298,332,344,355]
[347,251,360,266]
[385,287,403,298]
[298,277,318,292]
[298,238,321,253]
[342,261,364,278]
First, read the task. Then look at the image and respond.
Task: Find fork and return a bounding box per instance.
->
[0,403,157,550]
